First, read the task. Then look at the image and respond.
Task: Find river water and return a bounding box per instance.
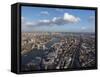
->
[21,37,60,65]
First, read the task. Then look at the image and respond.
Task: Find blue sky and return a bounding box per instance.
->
[21,6,95,32]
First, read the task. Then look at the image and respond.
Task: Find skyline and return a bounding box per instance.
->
[21,6,95,33]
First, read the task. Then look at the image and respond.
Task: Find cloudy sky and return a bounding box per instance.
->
[21,6,95,32]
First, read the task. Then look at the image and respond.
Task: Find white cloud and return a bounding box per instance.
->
[22,13,80,29]
[40,11,49,15]
[21,16,26,23]
[21,16,25,20]
[89,16,95,21]
[56,9,63,12]
[52,17,65,25]
[81,27,86,30]
[39,19,50,23]
[64,13,80,23]
[25,22,34,25]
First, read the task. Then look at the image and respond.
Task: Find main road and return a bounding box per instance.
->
[68,37,82,68]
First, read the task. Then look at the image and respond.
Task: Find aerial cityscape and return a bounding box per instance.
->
[21,6,96,71]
